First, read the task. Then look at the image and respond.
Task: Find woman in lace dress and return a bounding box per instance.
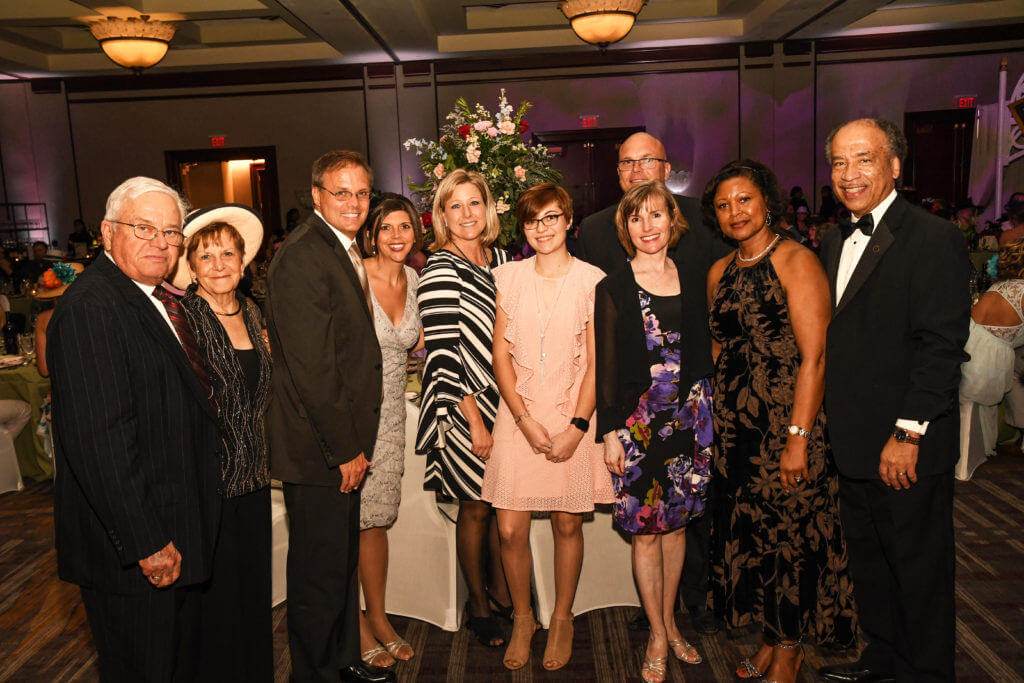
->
[705,160,856,683]
[958,238,1024,480]
[482,183,614,671]
[416,170,512,648]
[357,195,424,668]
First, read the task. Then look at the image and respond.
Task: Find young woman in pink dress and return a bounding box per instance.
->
[482,183,615,672]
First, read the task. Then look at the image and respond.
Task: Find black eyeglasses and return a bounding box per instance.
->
[523,213,564,230]
[109,220,184,246]
[616,158,667,171]
[316,185,371,202]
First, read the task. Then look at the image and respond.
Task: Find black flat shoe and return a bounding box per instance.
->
[486,589,514,622]
[818,661,895,682]
[341,662,396,683]
[690,608,721,635]
[465,600,506,647]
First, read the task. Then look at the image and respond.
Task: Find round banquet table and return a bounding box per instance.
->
[0,363,52,481]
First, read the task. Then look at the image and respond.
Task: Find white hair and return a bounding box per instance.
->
[104,176,187,224]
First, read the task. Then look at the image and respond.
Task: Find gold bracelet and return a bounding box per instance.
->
[514,412,529,425]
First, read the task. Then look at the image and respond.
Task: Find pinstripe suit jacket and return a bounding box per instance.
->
[48,255,221,594]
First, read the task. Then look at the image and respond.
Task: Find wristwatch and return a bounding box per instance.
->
[569,417,590,433]
[892,427,921,445]
[787,424,811,439]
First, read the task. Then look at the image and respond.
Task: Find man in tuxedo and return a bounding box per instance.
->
[577,132,729,634]
[265,150,389,683]
[49,177,221,681]
[818,119,970,682]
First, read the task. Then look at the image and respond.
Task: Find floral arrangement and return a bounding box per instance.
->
[40,263,78,289]
[404,89,562,246]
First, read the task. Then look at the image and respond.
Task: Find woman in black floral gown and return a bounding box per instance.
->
[705,160,857,683]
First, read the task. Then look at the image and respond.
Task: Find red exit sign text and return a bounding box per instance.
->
[210,136,226,147]
[956,95,976,109]
[580,115,599,128]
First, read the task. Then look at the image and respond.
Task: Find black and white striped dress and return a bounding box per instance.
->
[416,246,510,500]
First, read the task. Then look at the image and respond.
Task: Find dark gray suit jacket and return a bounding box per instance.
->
[820,196,971,479]
[265,214,383,486]
[49,255,221,593]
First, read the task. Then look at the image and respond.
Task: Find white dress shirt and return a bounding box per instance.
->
[314,209,356,252]
[104,251,179,343]
[834,189,928,435]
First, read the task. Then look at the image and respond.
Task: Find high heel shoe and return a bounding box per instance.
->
[641,654,668,683]
[668,637,702,664]
[542,615,574,670]
[383,637,414,661]
[502,612,538,670]
[764,638,804,683]
[736,656,766,679]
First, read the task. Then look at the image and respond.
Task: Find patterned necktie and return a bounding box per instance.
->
[152,286,214,403]
[347,242,373,320]
[839,213,874,240]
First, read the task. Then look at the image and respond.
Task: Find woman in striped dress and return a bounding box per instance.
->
[417,169,512,648]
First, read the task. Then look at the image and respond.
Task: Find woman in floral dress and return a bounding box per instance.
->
[595,180,711,683]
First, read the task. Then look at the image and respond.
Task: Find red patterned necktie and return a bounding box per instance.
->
[152,286,214,403]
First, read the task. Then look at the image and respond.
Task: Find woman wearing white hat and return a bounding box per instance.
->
[175,204,273,682]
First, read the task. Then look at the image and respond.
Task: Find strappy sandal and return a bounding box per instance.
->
[486,589,514,622]
[669,637,702,664]
[543,615,574,670]
[503,612,538,670]
[383,637,414,661]
[464,600,505,647]
[641,654,668,683]
[736,656,766,679]
[360,645,394,669]
[764,638,804,683]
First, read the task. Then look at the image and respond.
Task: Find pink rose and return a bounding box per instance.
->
[514,165,526,181]
[498,120,516,135]
[473,121,491,132]
[466,146,481,163]
[486,127,498,137]
[433,163,446,179]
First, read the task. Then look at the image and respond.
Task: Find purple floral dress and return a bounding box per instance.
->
[612,289,713,535]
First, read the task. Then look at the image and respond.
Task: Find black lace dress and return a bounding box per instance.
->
[708,245,857,646]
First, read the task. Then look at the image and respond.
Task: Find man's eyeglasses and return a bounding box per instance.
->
[616,158,667,171]
[316,185,371,202]
[523,213,564,230]
[109,220,184,246]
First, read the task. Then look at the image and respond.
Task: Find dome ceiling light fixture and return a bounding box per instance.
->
[88,15,177,73]
[559,0,647,50]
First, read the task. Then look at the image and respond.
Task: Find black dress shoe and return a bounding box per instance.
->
[627,609,650,631]
[818,662,895,682]
[341,662,396,683]
[689,609,721,635]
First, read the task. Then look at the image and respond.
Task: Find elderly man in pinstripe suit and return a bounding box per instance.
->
[48,177,221,682]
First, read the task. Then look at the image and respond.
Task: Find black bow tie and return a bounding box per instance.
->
[840,214,874,240]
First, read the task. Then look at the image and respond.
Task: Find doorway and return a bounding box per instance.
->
[532,127,644,220]
[902,109,975,205]
[165,146,281,244]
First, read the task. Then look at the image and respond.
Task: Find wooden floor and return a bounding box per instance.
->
[1,455,1022,682]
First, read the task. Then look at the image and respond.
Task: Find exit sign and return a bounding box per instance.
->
[956,95,976,109]
[580,115,599,128]
[210,136,226,147]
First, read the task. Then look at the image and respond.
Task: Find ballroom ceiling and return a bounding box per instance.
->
[0,0,1021,79]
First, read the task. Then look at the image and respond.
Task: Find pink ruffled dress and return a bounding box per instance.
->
[481,257,615,512]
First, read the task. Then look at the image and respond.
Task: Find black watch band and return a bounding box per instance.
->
[569,417,590,433]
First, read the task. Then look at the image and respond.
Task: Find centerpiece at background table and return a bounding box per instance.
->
[404,89,562,247]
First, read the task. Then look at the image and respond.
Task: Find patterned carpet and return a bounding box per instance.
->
[1,454,1021,682]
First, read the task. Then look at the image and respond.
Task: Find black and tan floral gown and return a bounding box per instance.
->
[708,243,857,646]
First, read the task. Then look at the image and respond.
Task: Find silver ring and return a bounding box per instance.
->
[898,471,907,476]
[794,476,802,482]
[151,575,162,581]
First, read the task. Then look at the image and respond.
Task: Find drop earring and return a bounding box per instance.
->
[765,210,774,226]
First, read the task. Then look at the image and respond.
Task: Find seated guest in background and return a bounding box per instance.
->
[819,185,838,220]
[68,218,93,255]
[14,241,50,286]
[998,200,1024,246]
[578,131,727,635]
[818,118,970,683]
[266,150,389,683]
[789,185,808,212]
[416,169,512,649]
[174,205,273,682]
[957,239,1024,480]
[704,160,856,683]
[48,176,221,681]
[357,195,424,668]
[596,180,711,683]
[483,183,614,671]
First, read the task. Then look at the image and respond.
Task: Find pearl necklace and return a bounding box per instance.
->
[736,235,781,263]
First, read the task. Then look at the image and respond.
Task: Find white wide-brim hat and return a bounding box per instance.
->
[171,203,264,291]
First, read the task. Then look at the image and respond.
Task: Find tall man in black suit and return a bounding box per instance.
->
[577,132,729,634]
[49,177,221,681]
[265,150,389,683]
[818,119,970,682]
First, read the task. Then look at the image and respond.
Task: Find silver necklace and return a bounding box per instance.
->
[534,258,573,379]
[736,234,781,263]
[450,241,490,273]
